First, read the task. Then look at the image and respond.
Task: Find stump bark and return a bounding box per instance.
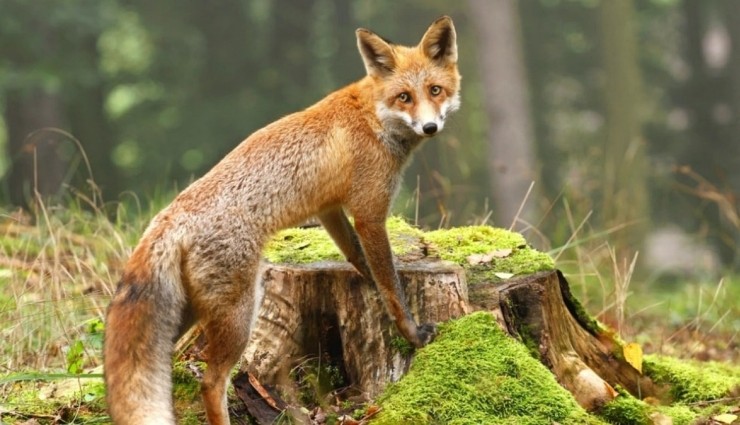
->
[241,260,468,398]
[235,258,654,418]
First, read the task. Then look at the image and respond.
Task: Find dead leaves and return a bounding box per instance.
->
[713,413,739,424]
[466,248,513,265]
[466,248,518,280]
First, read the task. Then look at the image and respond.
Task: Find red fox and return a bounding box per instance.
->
[104,16,460,424]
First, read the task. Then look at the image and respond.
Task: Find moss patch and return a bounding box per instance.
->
[599,355,740,425]
[599,392,652,425]
[599,390,711,425]
[264,218,555,285]
[0,374,108,424]
[644,354,740,402]
[172,361,203,402]
[423,226,554,284]
[264,225,343,264]
[264,216,424,264]
[372,312,603,425]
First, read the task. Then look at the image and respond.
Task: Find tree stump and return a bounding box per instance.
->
[241,259,468,399]
[470,270,654,411]
[231,233,658,421]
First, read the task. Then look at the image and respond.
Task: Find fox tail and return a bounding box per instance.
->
[104,249,188,425]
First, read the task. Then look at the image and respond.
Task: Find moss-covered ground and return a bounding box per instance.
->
[373,312,740,425]
[373,312,603,425]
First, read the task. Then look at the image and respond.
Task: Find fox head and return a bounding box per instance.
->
[356,16,461,139]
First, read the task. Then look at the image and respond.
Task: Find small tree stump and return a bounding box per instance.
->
[241,259,468,398]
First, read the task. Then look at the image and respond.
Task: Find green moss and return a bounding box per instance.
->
[0,374,108,424]
[599,391,702,425]
[599,371,740,425]
[264,226,343,264]
[264,217,424,264]
[390,335,414,357]
[423,226,555,284]
[644,354,740,402]
[172,362,203,401]
[264,218,555,285]
[372,312,603,425]
[558,276,606,335]
[656,404,697,425]
[600,393,651,425]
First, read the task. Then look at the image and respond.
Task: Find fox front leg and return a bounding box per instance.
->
[318,208,373,280]
[352,218,436,348]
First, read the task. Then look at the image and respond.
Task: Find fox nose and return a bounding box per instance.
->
[422,122,438,135]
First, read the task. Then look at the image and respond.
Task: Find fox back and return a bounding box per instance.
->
[104,16,460,425]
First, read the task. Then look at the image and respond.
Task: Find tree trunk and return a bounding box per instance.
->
[232,259,662,422]
[66,35,118,201]
[467,0,540,228]
[599,0,649,256]
[5,88,67,207]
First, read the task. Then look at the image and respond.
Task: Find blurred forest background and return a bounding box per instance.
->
[1,0,738,278]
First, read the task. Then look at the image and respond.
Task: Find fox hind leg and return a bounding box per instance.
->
[195,270,262,425]
[200,315,250,425]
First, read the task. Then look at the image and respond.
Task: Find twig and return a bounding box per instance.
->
[686,396,740,407]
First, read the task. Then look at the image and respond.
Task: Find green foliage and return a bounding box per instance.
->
[373,312,601,425]
[390,335,414,357]
[291,357,345,407]
[172,362,203,401]
[0,373,108,423]
[66,340,85,375]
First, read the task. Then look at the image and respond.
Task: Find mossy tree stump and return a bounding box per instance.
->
[230,219,659,420]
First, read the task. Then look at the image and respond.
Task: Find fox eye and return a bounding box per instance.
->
[398,92,412,103]
[430,85,442,96]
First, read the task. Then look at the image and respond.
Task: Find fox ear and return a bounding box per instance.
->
[420,16,457,65]
[356,28,396,77]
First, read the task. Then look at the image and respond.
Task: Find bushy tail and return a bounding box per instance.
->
[104,268,186,425]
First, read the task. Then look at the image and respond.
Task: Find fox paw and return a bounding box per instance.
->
[415,322,437,347]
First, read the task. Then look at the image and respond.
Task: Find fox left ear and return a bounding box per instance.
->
[357,28,396,77]
[420,16,457,65]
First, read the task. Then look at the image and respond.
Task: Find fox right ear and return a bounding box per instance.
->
[420,16,458,65]
[356,28,396,77]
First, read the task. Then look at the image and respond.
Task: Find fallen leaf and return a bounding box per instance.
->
[248,372,280,411]
[713,413,738,424]
[494,272,515,279]
[624,342,643,374]
[604,381,618,399]
[365,405,380,416]
[466,249,514,265]
[490,248,513,258]
[466,253,490,265]
[648,412,673,425]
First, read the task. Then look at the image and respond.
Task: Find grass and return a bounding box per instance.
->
[0,198,149,422]
[0,200,148,372]
[537,195,738,364]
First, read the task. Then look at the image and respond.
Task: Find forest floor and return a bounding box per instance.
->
[0,204,737,424]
